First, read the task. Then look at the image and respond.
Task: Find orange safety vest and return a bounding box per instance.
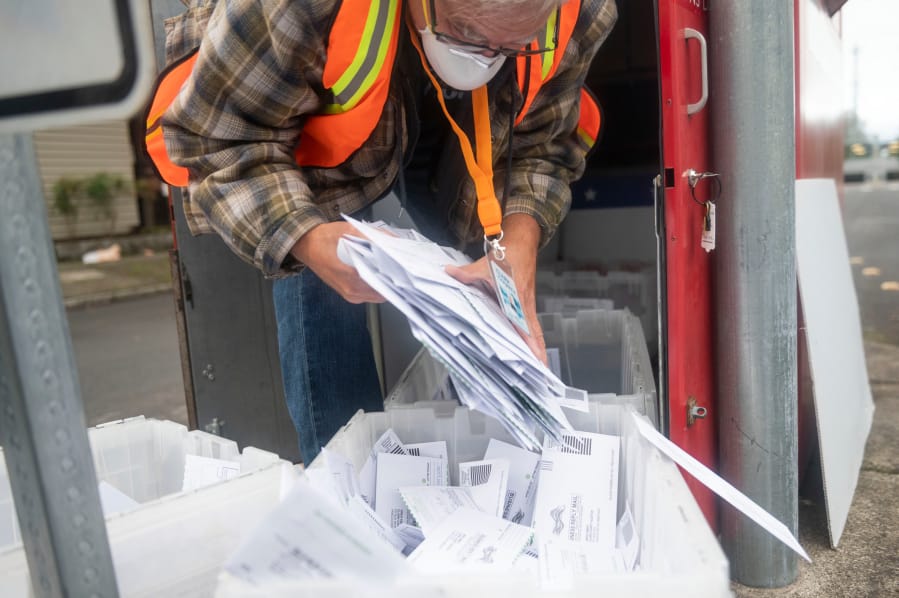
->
[144,0,601,188]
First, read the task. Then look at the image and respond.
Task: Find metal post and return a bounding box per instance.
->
[709,1,798,588]
[0,134,119,597]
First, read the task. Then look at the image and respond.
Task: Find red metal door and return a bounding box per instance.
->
[657,0,717,524]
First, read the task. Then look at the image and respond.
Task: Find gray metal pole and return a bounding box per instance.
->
[0,134,119,597]
[709,1,798,588]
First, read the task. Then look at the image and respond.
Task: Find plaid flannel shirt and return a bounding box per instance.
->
[162,0,618,277]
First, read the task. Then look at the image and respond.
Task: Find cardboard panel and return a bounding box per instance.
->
[795,178,874,546]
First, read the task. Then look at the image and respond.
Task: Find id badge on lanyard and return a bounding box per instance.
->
[408,24,529,335]
[486,236,530,335]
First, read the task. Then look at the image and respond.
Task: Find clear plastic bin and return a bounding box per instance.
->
[386,310,657,427]
[536,268,658,354]
[386,346,456,407]
[0,417,298,597]
[539,309,657,426]
[215,400,731,597]
[560,271,610,298]
[541,296,615,317]
[90,417,245,503]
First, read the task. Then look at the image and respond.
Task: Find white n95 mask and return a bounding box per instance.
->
[419,28,506,91]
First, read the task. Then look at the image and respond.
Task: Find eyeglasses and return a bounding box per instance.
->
[426,0,560,58]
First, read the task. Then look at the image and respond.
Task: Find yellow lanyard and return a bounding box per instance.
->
[406,17,504,240]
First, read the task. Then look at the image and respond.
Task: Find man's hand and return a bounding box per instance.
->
[446,214,547,364]
[290,222,385,304]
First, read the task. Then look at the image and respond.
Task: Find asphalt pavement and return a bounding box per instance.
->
[68,292,187,427]
[844,181,899,346]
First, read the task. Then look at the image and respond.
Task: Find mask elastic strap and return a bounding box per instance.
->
[406,19,504,240]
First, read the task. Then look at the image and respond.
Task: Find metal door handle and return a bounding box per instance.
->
[684,28,708,115]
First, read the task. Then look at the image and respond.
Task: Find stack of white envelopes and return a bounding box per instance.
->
[338,216,589,449]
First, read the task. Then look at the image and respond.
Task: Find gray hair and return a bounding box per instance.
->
[442,0,563,40]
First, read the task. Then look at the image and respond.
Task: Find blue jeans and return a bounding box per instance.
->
[273,268,384,464]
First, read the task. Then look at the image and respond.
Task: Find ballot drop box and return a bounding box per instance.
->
[0,417,298,597]
[216,391,730,596]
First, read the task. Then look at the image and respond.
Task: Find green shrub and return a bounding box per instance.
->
[51,173,129,233]
[52,177,82,220]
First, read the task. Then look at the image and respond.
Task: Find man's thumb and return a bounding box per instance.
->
[445,263,484,285]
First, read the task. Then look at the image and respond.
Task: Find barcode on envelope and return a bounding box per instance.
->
[387,444,405,455]
[465,463,492,485]
[559,435,592,455]
[406,447,421,456]
[502,491,516,517]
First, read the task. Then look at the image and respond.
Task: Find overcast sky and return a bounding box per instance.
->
[841,0,899,140]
